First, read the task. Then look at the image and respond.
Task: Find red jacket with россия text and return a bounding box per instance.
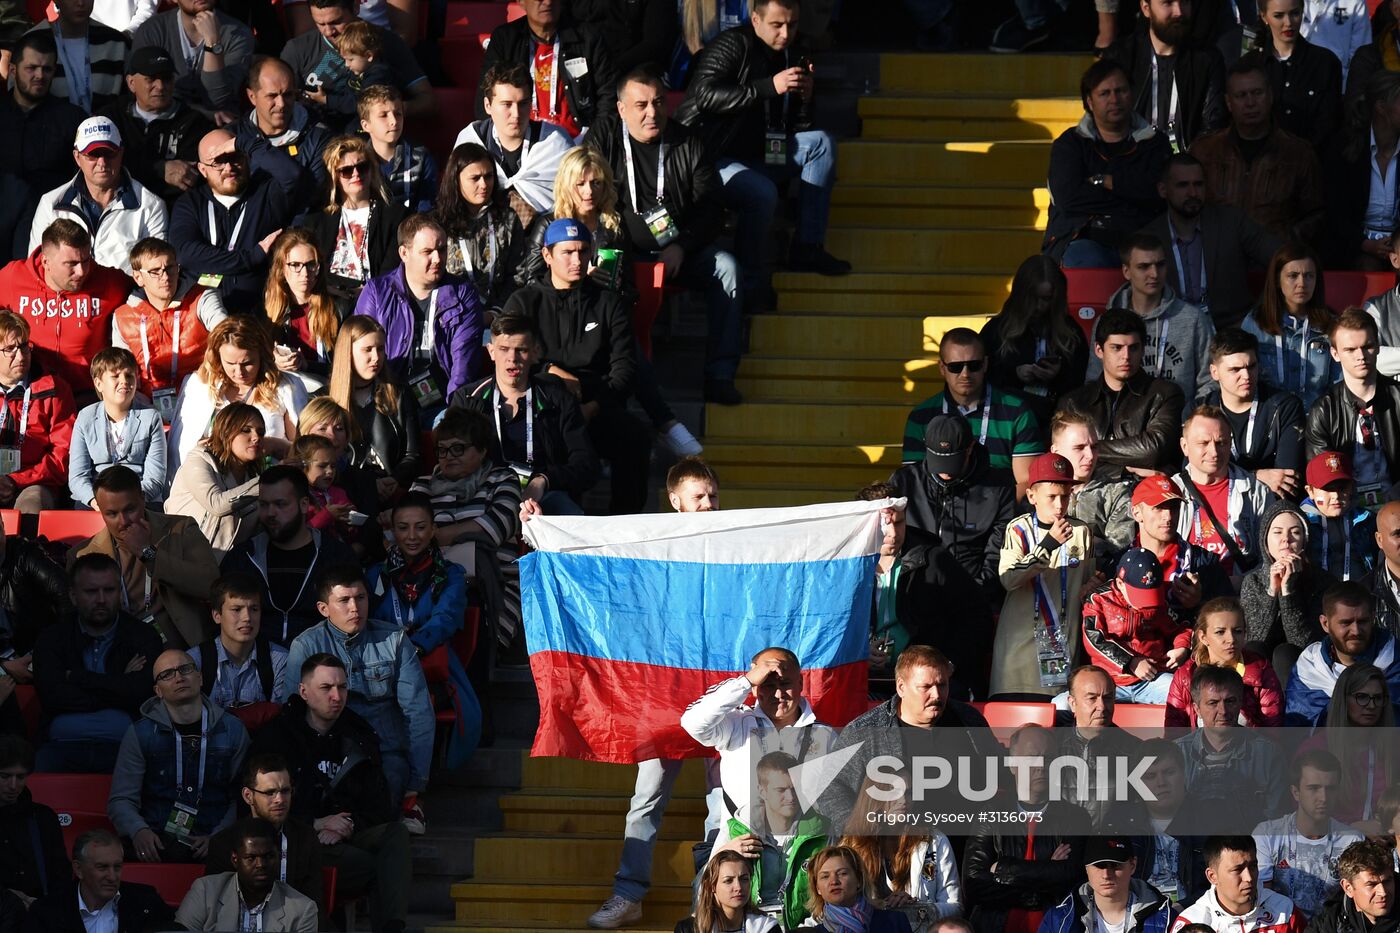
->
[0,249,129,394]
[1080,583,1192,687]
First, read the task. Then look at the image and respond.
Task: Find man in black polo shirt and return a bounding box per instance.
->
[586,65,744,406]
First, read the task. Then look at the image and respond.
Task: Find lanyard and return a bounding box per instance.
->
[139,308,182,388]
[1231,399,1259,460]
[493,387,534,465]
[1032,536,1071,652]
[1154,319,1170,378]
[533,37,562,120]
[53,28,91,111]
[279,832,288,882]
[1321,518,1354,580]
[267,538,322,641]
[1168,220,1206,302]
[459,221,496,295]
[173,707,209,801]
[1150,55,1180,147]
[208,201,247,252]
[942,387,990,447]
[113,539,153,613]
[389,587,416,631]
[491,124,531,178]
[1275,319,1311,392]
[0,384,33,443]
[418,288,440,355]
[621,125,666,209]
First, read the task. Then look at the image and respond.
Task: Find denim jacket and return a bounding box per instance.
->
[68,401,168,507]
[107,695,249,840]
[1242,309,1340,408]
[285,617,434,792]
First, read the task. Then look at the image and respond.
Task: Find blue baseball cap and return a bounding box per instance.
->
[542,218,592,248]
[1115,547,1165,611]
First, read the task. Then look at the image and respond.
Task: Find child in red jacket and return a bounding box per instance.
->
[1080,547,1192,704]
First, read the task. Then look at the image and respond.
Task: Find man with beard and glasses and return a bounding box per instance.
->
[1142,154,1281,331]
[220,466,357,649]
[1104,0,1226,151]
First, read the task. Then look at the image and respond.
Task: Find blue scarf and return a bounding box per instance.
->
[823,897,874,933]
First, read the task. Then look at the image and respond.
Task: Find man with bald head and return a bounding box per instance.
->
[108,646,250,864]
[235,56,329,196]
[1365,500,1400,637]
[167,123,309,313]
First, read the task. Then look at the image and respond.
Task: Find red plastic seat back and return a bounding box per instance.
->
[1063,268,1123,343]
[37,510,106,547]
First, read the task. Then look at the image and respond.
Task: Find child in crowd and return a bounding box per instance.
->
[292,434,352,534]
[992,452,1095,698]
[360,85,438,212]
[337,22,396,99]
[68,348,168,508]
[1301,451,1376,582]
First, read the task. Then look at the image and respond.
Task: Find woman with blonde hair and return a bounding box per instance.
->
[303,135,406,297]
[1165,596,1284,727]
[166,402,266,557]
[806,846,913,933]
[262,228,347,385]
[168,316,308,470]
[675,851,776,933]
[327,314,421,497]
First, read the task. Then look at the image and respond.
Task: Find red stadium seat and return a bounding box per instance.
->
[0,509,18,535]
[37,510,105,547]
[1325,270,1394,309]
[1111,702,1167,738]
[1062,268,1122,343]
[322,866,338,915]
[414,88,475,166]
[440,35,489,94]
[444,1,514,36]
[14,684,39,740]
[969,700,1056,745]
[120,862,207,908]
[633,261,665,359]
[27,773,116,852]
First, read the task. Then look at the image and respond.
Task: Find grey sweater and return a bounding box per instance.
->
[1239,500,1336,649]
[1087,283,1216,402]
[131,9,254,115]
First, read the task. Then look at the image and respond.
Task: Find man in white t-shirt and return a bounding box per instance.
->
[1252,749,1363,917]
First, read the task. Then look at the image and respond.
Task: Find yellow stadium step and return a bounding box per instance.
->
[774,270,1014,297]
[718,460,902,489]
[748,313,991,358]
[706,401,908,443]
[823,227,1041,273]
[878,53,1091,96]
[830,184,1049,229]
[858,96,1081,141]
[520,756,708,795]
[499,793,707,837]
[737,357,943,401]
[471,836,701,885]
[705,439,905,471]
[448,883,694,927]
[838,140,1050,187]
[720,486,861,508]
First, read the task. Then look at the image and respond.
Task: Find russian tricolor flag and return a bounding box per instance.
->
[519,500,891,763]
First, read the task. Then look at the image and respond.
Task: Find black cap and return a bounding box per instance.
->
[129,46,176,77]
[922,413,973,474]
[1084,837,1134,865]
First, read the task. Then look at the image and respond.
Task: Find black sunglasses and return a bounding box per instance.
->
[337,161,371,180]
[943,359,986,374]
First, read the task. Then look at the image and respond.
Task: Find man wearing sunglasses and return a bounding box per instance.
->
[1285,581,1400,726]
[902,327,1044,495]
[108,644,251,864]
[168,125,308,314]
[236,56,330,203]
[1306,309,1400,513]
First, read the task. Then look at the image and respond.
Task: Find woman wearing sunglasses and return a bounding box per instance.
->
[303,136,406,299]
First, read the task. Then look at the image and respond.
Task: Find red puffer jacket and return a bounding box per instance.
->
[1081,584,1192,687]
[1165,652,1285,727]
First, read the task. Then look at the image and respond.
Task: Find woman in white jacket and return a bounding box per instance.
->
[675,851,778,933]
[840,833,962,933]
[168,316,307,472]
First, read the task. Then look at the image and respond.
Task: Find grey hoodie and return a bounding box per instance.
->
[1087,282,1216,402]
[1239,500,1337,649]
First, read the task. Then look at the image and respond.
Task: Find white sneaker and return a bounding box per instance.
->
[587,896,642,929]
[401,802,426,835]
[660,422,703,457]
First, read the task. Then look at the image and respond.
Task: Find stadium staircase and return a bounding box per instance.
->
[423,52,1094,933]
[705,52,1091,508]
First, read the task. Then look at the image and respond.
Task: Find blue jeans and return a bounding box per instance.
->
[1014,0,1067,29]
[37,709,131,772]
[1051,671,1174,709]
[540,489,583,515]
[677,245,744,382]
[614,758,684,901]
[718,130,837,291]
[1060,238,1121,268]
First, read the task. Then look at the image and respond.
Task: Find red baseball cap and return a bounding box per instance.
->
[1131,475,1184,509]
[1306,451,1353,490]
[1027,452,1079,486]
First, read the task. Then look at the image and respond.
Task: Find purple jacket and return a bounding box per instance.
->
[354,267,485,396]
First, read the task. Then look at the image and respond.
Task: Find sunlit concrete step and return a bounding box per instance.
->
[707,401,908,442]
[748,312,991,357]
[830,184,1050,229]
[858,96,1080,141]
[838,139,1051,186]
[738,356,942,392]
[774,270,1013,298]
[824,227,1042,273]
[736,365,942,403]
[499,793,706,837]
[707,441,906,489]
[521,756,707,795]
[471,836,701,885]
[878,53,1091,96]
[448,883,693,927]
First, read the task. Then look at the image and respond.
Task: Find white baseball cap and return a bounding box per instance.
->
[74,116,122,154]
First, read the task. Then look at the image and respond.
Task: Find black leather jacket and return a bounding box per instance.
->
[349,387,422,485]
[1057,370,1187,480]
[476,18,616,130]
[302,200,407,299]
[1306,375,1400,485]
[962,801,1093,933]
[0,534,71,659]
[674,23,804,162]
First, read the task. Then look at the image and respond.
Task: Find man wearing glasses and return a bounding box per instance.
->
[0,309,76,514]
[26,116,168,275]
[167,125,308,314]
[107,643,251,864]
[901,326,1044,495]
[207,754,324,912]
[1307,309,1400,513]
